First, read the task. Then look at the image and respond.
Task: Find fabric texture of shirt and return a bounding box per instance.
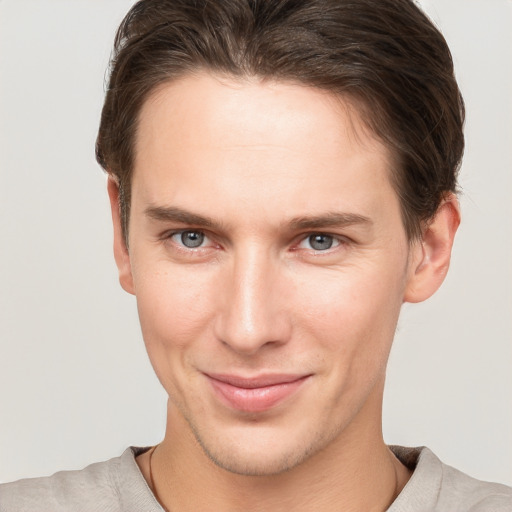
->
[1,446,511,511]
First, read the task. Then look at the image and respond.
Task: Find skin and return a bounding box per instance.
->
[109,73,460,511]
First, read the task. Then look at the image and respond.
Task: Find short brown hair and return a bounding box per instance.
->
[96,0,464,241]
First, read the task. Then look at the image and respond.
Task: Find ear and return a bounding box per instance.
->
[107,177,135,295]
[404,193,460,303]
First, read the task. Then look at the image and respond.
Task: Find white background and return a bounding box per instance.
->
[1,0,511,485]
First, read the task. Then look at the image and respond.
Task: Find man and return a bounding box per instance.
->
[1,0,511,510]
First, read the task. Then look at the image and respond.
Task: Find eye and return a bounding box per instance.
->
[298,233,341,251]
[171,230,207,248]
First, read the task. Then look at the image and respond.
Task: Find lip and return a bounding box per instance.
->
[204,373,311,413]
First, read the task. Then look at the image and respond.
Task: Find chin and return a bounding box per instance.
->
[202,443,308,477]
[188,418,337,477]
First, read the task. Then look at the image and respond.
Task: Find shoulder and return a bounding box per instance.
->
[437,456,512,512]
[0,447,160,512]
[389,446,512,512]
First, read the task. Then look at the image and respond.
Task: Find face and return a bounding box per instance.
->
[115,73,422,476]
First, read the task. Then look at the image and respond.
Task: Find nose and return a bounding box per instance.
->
[214,247,292,355]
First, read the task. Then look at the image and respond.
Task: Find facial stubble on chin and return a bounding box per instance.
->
[180,408,346,477]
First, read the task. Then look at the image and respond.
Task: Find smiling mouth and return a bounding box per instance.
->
[204,373,311,413]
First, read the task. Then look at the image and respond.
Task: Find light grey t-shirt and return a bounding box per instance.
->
[1,446,511,511]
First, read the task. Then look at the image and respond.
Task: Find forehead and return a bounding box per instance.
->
[132,72,401,230]
[136,73,388,162]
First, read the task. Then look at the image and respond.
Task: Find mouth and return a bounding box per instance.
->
[204,373,311,413]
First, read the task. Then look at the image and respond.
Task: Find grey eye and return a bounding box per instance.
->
[180,231,205,248]
[308,234,334,251]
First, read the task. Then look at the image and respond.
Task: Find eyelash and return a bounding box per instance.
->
[167,230,214,250]
[296,233,343,252]
[163,229,348,255]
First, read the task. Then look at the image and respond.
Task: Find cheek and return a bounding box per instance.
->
[290,263,406,420]
[292,262,405,361]
[133,263,218,382]
[136,263,215,332]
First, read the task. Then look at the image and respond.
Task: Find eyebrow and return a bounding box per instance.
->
[145,206,221,229]
[288,212,372,231]
[145,205,372,231]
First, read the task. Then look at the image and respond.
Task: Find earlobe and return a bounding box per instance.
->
[107,177,135,295]
[404,193,460,304]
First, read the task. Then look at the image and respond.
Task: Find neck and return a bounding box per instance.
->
[138,383,411,512]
